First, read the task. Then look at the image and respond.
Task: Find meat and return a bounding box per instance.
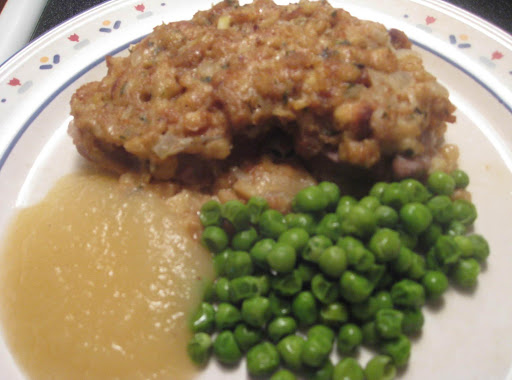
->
[69,0,456,182]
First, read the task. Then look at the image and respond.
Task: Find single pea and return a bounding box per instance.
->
[213,249,231,276]
[247,196,269,224]
[318,181,341,210]
[241,296,271,327]
[426,248,441,271]
[433,235,461,272]
[468,234,490,261]
[454,235,474,258]
[337,323,363,355]
[246,341,280,376]
[375,309,403,339]
[320,302,349,327]
[398,229,418,250]
[419,223,443,250]
[361,321,380,346]
[368,228,401,263]
[427,171,456,196]
[259,209,288,239]
[336,198,355,219]
[427,195,454,225]
[333,357,365,380]
[339,270,374,303]
[229,276,263,303]
[267,243,297,273]
[297,262,318,283]
[308,325,335,346]
[316,213,343,241]
[232,227,258,251]
[445,220,467,236]
[364,264,386,288]
[268,316,298,342]
[199,200,222,227]
[293,186,328,212]
[213,330,242,365]
[422,270,449,299]
[301,337,331,368]
[373,290,394,310]
[364,355,396,380]
[338,195,358,207]
[201,226,229,253]
[224,250,253,279]
[450,169,470,189]
[400,202,433,235]
[215,302,241,330]
[340,205,377,239]
[278,228,310,251]
[234,323,263,352]
[452,199,477,225]
[304,358,334,380]
[272,270,303,297]
[187,332,212,366]
[292,291,318,326]
[452,258,480,287]
[221,199,250,231]
[375,205,399,228]
[270,369,297,380]
[269,292,292,317]
[257,275,271,296]
[190,302,215,333]
[285,213,316,235]
[318,246,347,278]
[391,279,425,308]
[311,274,339,304]
[337,237,375,272]
[359,195,381,211]
[379,334,411,368]
[407,253,426,281]
[400,178,431,203]
[369,182,388,201]
[390,246,413,274]
[201,280,215,302]
[302,235,333,262]
[277,335,305,371]
[401,307,424,336]
[250,238,276,269]
[381,182,408,210]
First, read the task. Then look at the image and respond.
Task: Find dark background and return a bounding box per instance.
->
[30,0,512,40]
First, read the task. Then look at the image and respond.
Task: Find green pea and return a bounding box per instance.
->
[359,196,380,211]
[293,186,328,213]
[454,235,474,258]
[190,302,215,333]
[318,246,347,278]
[433,235,461,272]
[468,234,490,261]
[297,262,318,283]
[284,213,316,235]
[292,291,318,326]
[247,196,269,224]
[398,229,418,250]
[201,280,215,302]
[373,290,394,311]
[270,369,297,380]
[242,296,271,327]
[234,323,263,352]
[337,237,374,271]
[304,358,334,380]
[213,330,242,365]
[368,228,401,263]
[199,200,222,227]
[316,213,343,241]
[318,181,341,210]
[278,227,310,251]
[400,202,432,235]
[301,337,331,368]
[341,205,377,239]
[224,250,253,279]
[277,335,305,371]
[337,323,363,354]
[407,253,426,280]
[333,357,365,380]
[339,270,373,303]
[232,227,258,251]
[427,171,455,196]
[272,270,303,297]
[257,274,271,296]
[187,332,212,366]
[419,223,443,250]
[260,209,287,239]
[364,355,396,380]
[445,220,467,236]
[221,199,250,231]
[381,182,408,210]
[250,238,276,269]
[269,292,292,317]
[364,263,386,288]
[246,342,280,376]
[369,182,388,201]
[229,276,263,303]
[375,205,399,228]
[422,270,448,299]
[375,309,403,339]
[311,274,339,304]
[215,302,241,330]
[400,178,431,203]
[452,199,477,225]
[390,246,413,274]
[320,302,349,327]
[379,334,411,368]
[302,235,332,262]
[336,195,357,219]
[308,325,335,346]
[267,243,297,273]
[201,226,229,253]
[268,317,298,342]
[452,258,480,288]
[391,279,425,308]
[361,321,380,346]
[401,307,424,336]
[450,169,470,189]
[213,249,231,276]
[375,271,394,291]
[427,195,454,225]
[350,297,378,322]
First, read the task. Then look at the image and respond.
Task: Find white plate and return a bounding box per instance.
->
[1,0,512,379]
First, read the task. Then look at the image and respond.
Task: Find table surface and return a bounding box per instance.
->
[31,0,512,40]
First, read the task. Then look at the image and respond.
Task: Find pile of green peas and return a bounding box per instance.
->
[187,169,489,380]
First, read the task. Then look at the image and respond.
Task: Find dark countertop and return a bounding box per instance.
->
[31,0,512,40]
